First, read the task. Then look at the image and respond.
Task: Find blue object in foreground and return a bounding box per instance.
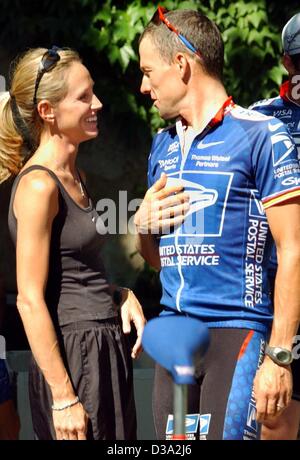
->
[142,316,210,384]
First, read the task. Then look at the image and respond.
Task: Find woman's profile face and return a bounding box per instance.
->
[53,61,103,145]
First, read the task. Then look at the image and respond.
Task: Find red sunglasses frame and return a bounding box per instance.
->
[155,6,201,58]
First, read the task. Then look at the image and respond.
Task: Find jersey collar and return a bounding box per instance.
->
[208,96,235,129]
[280,80,300,107]
[280,81,290,101]
[176,96,235,157]
[177,96,235,134]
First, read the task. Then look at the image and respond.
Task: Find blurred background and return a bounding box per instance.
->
[0,0,299,351]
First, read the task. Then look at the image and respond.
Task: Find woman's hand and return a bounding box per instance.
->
[52,400,89,440]
[119,289,146,359]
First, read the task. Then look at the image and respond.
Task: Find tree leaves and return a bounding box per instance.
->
[0,0,297,130]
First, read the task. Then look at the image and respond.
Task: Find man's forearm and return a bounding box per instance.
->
[269,250,300,348]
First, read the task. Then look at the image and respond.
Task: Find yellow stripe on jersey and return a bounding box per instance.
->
[262,188,300,209]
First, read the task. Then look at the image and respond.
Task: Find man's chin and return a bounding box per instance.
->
[153,103,178,120]
[158,109,177,121]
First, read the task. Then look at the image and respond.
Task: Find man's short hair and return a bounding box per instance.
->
[282,13,300,56]
[140,9,224,81]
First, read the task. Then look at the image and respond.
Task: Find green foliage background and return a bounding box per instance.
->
[0,0,299,134]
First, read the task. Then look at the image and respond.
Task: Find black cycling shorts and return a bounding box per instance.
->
[153,328,267,440]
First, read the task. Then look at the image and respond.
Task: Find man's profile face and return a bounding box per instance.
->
[139,35,185,120]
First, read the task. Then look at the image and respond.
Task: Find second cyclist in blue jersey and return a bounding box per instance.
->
[134,8,300,440]
[249,12,300,440]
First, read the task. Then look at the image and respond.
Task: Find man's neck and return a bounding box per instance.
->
[179,77,229,132]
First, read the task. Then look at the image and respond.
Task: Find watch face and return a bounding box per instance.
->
[276,350,291,364]
[266,345,293,365]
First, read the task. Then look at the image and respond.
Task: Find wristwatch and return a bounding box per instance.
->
[265,344,293,366]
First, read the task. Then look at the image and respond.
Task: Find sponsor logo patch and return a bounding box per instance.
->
[268,121,283,132]
[163,172,233,238]
[167,141,180,155]
[271,132,295,167]
[166,414,200,440]
[281,176,300,186]
[197,140,225,150]
[200,414,211,436]
[273,108,293,119]
[249,190,266,219]
[246,403,258,432]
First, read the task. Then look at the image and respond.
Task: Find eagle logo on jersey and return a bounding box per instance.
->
[165,173,233,237]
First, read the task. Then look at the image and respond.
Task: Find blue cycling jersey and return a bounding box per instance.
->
[250,82,300,278]
[148,101,300,333]
[249,82,300,154]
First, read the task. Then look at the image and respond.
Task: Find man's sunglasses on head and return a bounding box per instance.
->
[151,6,201,59]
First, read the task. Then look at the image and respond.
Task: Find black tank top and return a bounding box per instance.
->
[8,165,117,326]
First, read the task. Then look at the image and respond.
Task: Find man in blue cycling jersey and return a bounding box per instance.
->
[249,12,300,440]
[134,7,300,440]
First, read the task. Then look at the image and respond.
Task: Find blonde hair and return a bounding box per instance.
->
[0,47,81,183]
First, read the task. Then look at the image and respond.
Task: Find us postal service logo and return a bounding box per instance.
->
[294,135,300,159]
[166,414,200,440]
[162,171,233,238]
[249,190,266,219]
[200,414,211,436]
[246,403,258,432]
[271,132,295,167]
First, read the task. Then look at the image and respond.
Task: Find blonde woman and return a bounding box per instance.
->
[0,47,145,440]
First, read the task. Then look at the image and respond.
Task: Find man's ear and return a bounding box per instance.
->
[174,52,190,80]
[282,54,295,74]
[37,100,55,123]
